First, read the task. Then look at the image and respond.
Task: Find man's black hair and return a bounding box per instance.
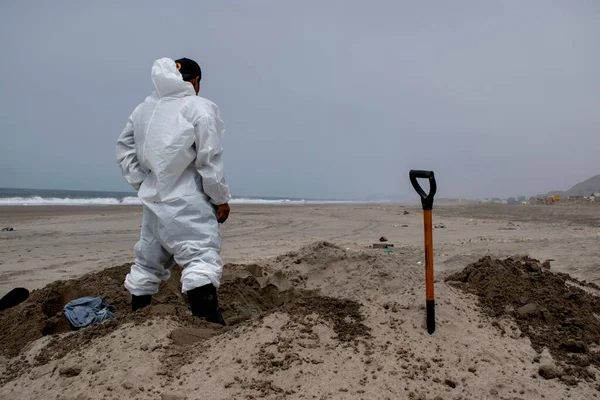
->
[175,58,202,82]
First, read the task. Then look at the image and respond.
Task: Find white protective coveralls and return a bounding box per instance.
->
[116,58,230,296]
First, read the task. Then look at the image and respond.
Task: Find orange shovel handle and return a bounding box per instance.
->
[409,170,437,334]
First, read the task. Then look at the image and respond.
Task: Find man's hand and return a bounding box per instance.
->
[216,203,230,224]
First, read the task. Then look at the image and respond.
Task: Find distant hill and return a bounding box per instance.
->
[547,174,600,197]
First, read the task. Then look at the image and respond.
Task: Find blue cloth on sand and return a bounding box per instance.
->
[63,297,114,328]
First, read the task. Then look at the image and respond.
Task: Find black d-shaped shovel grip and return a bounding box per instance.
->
[409,170,437,210]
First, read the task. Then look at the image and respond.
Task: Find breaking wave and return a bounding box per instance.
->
[0,196,142,206]
[0,196,365,206]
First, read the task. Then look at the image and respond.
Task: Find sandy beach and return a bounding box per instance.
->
[2,1,598,398]
[2,203,599,297]
[1,203,600,399]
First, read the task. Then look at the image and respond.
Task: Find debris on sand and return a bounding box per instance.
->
[373,243,394,249]
[447,256,600,382]
[0,288,29,312]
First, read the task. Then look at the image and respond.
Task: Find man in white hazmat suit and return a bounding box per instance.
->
[116,57,230,325]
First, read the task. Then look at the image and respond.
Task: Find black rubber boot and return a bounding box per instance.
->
[0,287,29,311]
[131,294,152,311]
[187,284,226,326]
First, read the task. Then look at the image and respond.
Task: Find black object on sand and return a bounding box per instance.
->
[0,288,30,311]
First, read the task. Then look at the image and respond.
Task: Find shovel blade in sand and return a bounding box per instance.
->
[0,287,30,311]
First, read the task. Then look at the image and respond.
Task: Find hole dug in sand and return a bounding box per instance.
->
[0,245,371,386]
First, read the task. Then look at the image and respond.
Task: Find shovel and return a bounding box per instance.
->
[409,170,437,334]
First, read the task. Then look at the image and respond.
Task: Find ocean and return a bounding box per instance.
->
[0,188,358,206]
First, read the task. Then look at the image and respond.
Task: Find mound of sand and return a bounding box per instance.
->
[1,242,599,399]
[446,256,600,383]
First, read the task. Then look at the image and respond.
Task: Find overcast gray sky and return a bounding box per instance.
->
[1,1,598,200]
